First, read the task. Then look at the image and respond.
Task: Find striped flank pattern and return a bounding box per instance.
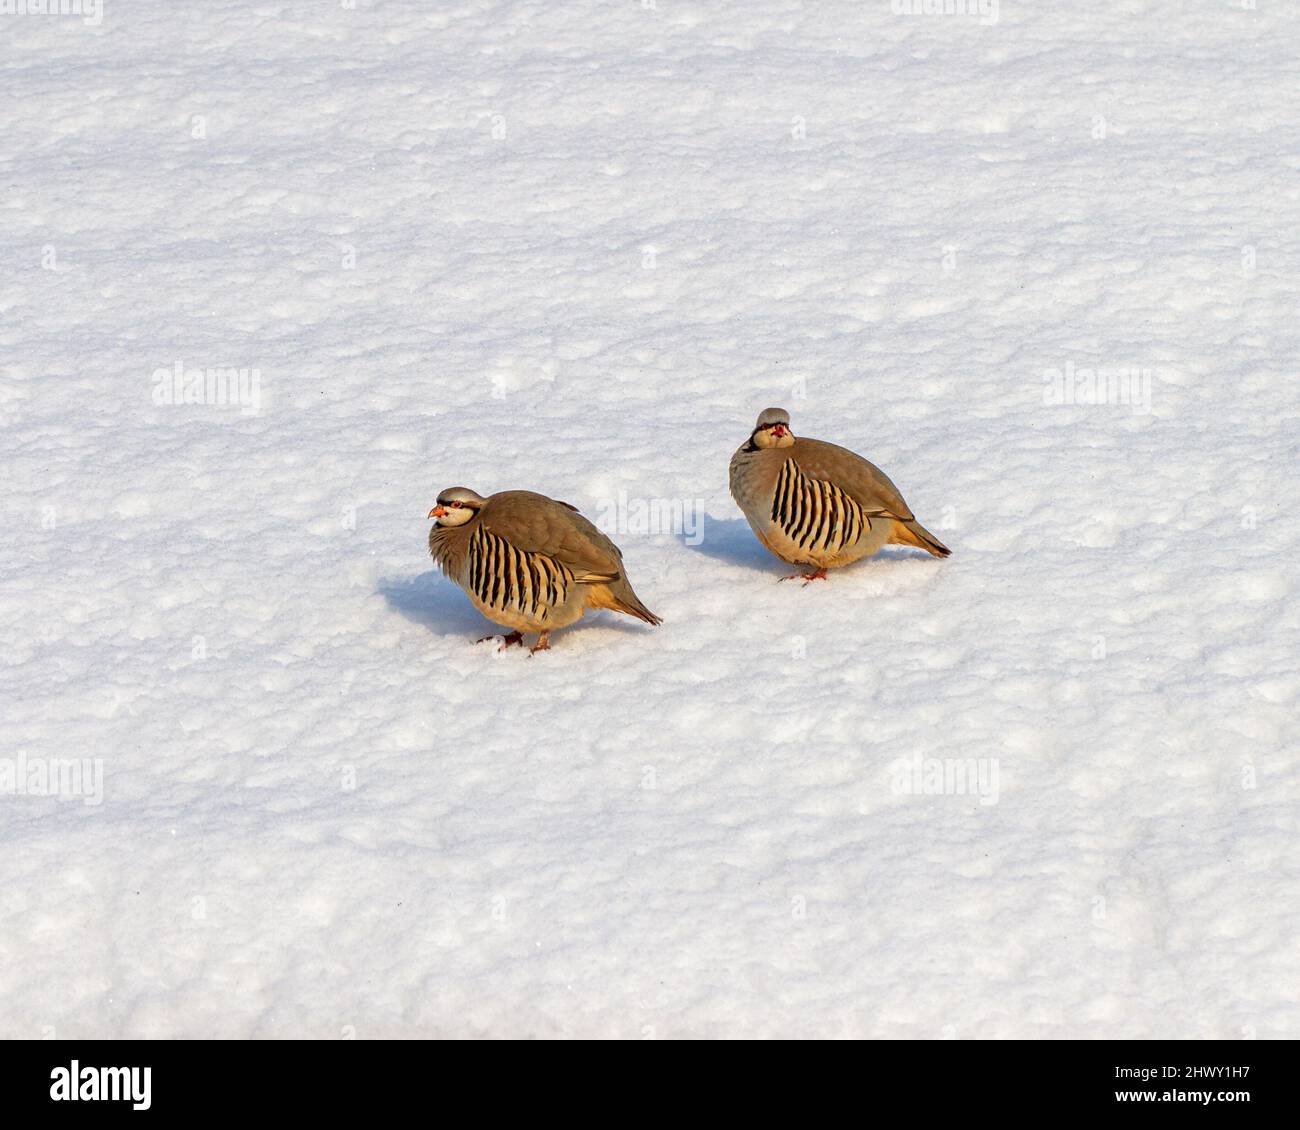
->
[770,459,868,556]
[468,525,573,623]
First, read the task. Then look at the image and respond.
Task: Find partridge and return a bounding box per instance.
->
[729,407,950,583]
[427,488,661,652]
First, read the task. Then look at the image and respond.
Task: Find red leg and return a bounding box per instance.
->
[478,631,524,650]
[779,568,829,586]
[528,631,551,656]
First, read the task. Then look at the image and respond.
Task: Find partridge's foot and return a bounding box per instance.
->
[528,631,551,656]
[779,568,829,587]
[477,631,524,650]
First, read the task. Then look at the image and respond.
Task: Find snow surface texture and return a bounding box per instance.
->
[2,0,1298,1040]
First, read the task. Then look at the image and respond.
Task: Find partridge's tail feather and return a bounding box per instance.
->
[589,582,662,626]
[890,519,951,558]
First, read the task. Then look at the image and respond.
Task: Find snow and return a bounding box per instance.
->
[2,0,1298,1038]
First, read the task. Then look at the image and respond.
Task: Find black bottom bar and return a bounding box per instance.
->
[8,1038,1291,1117]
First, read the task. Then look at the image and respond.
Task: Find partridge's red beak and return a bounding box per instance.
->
[772,425,788,437]
[428,506,447,519]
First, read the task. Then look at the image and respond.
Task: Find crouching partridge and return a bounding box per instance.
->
[427,488,661,653]
[729,407,950,583]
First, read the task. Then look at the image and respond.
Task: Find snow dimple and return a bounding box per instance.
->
[1234,572,1288,602]
[1,0,1298,1040]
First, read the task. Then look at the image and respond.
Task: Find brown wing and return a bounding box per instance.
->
[479,490,624,582]
[788,437,915,520]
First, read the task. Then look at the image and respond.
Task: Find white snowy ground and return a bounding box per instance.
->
[2,0,1298,1039]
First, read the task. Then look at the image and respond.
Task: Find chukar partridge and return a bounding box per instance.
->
[427,488,661,653]
[729,407,950,583]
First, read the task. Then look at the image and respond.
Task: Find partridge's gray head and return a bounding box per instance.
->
[751,406,793,448]
[428,486,486,526]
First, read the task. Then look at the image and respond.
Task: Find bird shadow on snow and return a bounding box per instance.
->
[377,571,648,643]
[378,572,488,637]
[682,517,943,579]
[682,516,777,572]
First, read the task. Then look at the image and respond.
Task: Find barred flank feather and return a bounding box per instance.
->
[467,525,574,624]
[770,459,867,558]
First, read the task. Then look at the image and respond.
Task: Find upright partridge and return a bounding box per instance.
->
[428,488,661,652]
[729,407,950,583]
